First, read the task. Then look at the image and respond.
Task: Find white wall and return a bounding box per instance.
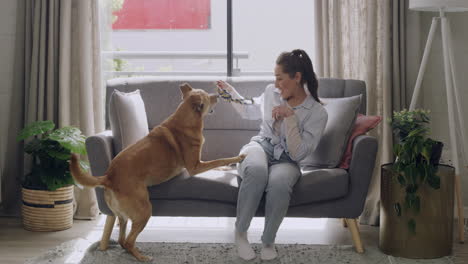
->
[417,12,468,206]
[0,0,17,204]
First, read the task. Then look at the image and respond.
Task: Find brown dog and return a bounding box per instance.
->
[70,83,245,261]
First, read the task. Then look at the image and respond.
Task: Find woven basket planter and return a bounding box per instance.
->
[22,185,74,232]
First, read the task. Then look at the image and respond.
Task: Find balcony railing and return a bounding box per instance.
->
[102,51,251,77]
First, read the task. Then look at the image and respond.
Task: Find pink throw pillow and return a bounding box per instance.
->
[338,114,382,169]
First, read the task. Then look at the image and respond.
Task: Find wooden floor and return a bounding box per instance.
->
[0,215,466,264]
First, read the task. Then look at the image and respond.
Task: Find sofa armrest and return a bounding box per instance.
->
[347,135,378,217]
[85,130,115,216]
[86,130,114,176]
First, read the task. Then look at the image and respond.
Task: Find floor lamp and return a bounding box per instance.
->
[409,0,468,243]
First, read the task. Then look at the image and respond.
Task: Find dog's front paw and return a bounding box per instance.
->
[237,154,247,163]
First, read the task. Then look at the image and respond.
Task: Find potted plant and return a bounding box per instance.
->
[391,109,443,166]
[379,109,455,258]
[17,120,88,231]
[391,109,443,233]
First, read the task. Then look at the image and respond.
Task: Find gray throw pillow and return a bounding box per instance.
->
[300,95,362,168]
[109,89,149,153]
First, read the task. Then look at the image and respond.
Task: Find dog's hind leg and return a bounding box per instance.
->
[121,191,152,262]
[118,216,128,248]
[100,215,116,250]
[124,209,151,261]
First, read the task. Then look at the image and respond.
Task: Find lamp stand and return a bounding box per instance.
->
[409,10,467,243]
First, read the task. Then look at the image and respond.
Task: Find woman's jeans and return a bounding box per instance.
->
[236,139,301,244]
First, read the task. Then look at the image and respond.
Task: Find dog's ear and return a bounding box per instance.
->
[180,83,193,99]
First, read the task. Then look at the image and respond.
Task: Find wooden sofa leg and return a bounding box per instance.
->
[346,218,364,253]
[100,215,116,250]
[342,218,348,228]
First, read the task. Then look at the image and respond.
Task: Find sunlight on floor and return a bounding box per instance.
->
[63,239,93,264]
[93,215,329,231]
[87,215,332,244]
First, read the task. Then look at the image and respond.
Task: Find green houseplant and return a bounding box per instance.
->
[379,108,455,258]
[17,120,88,191]
[390,109,442,234]
[17,120,88,231]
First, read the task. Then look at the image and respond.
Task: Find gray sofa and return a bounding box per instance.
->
[86,77,378,253]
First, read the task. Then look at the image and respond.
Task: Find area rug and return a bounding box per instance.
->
[25,239,454,264]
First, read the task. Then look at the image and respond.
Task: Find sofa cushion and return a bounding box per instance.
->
[148,169,240,204]
[290,168,349,206]
[105,78,265,131]
[318,78,367,114]
[300,95,362,168]
[148,167,348,206]
[109,90,149,153]
[338,114,382,169]
[201,129,258,160]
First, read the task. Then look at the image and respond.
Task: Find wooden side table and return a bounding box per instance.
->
[379,164,455,258]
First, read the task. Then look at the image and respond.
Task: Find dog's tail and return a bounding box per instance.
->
[70,153,109,188]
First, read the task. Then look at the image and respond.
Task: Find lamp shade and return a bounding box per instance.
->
[409,0,468,12]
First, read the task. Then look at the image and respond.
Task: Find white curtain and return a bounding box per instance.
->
[61,0,104,219]
[314,0,395,225]
[3,0,104,218]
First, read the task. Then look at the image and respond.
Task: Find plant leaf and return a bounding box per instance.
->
[17,120,55,141]
[408,219,416,234]
[408,127,427,138]
[38,166,74,191]
[397,175,406,186]
[427,173,441,189]
[421,143,432,162]
[393,143,401,157]
[394,203,401,216]
[405,194,411,209]
[48,127,87,155]
[24,138,42,155]
[414,195,420,213]
[46,149,71,160]
[405,184,418,194]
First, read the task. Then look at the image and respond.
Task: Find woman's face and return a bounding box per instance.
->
[274,65,299,100]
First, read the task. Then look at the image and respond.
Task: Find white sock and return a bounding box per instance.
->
[235,230,256,260]
[261,243,278,260]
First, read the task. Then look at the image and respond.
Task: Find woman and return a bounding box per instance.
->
[217,49,328,260]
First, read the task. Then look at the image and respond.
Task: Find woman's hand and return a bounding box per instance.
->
[272,105,294,120]
[216,80,234,92]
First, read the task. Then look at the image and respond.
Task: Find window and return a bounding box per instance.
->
[233,0,315,75]
[105,0,314,77]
